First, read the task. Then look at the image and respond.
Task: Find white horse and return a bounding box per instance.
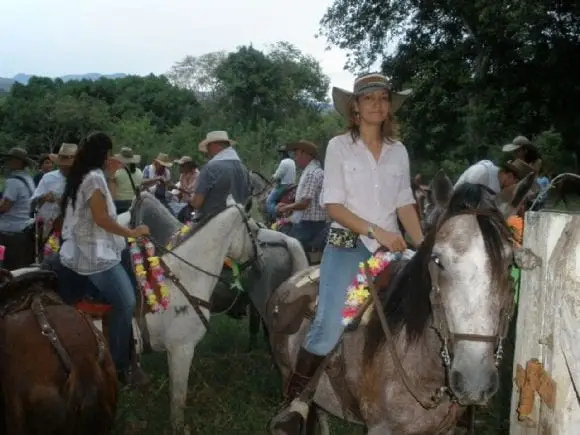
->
[16,194,261,434]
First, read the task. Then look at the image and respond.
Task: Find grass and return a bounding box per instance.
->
[113,313,517,435]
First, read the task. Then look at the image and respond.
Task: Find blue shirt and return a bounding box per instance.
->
[0,170,35,232]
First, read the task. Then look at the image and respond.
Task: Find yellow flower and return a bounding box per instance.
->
[127,237,135,243]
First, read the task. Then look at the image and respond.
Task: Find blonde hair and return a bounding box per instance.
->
[346,96,399,142]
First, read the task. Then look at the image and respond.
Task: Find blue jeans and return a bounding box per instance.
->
[266,186,285,218]
[288,220,327,251]
[303,242,371,356]
[88,263,136,372]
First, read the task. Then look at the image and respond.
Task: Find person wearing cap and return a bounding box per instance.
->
[170,156,199,222]
[0,147,36,268]
[190,131,250,220]
[455,158,535,194]
[266,146,296,219]
[141,152,173,210]
[112,147,143,214]
[270,73,423,433]
[275,141,326,250]
[31,143,78,236]
[502,136,542,174]
[33,153,54,186]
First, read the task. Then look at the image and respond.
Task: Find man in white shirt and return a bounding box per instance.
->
[266,146,296,219]
[455,159,534,194]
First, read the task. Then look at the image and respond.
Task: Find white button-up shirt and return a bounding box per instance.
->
[321,132,415,252]
[272,158,296,186]
[31,169,66,226]
[454,160,501,193]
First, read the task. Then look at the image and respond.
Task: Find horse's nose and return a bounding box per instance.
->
[449,367,499,405]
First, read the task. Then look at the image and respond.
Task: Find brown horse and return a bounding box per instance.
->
[0,268,117,435]
[266,174,536,434]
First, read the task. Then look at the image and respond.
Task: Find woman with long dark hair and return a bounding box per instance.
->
[59,132,149,383]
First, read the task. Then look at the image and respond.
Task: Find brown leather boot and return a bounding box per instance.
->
[120,333,150,388]
[270,347,325,435]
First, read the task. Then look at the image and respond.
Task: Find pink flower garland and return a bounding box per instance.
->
[128,237,169,312]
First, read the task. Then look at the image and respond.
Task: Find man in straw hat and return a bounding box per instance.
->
[31,142,78,235]
[269,74,424,434]
[502,135,542,174]
[455,157,535,194]
[0,147,36,268]
[275,140,326,250]
[142,152,173,209]
[190,131,250,220]
[111,147,143,213]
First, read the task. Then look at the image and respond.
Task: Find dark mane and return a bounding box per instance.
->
[363,183,513,361]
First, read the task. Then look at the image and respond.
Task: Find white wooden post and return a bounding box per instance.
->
[510,211,580,434]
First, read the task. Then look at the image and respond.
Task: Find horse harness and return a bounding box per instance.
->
[0,270,107,374]
[130,198,260,330]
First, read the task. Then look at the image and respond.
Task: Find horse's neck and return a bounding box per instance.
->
[162,214,236,305]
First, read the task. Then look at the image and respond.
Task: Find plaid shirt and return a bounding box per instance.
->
[60,170,125,275]
[291,160,327,223]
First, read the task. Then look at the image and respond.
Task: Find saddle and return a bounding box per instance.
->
[266,261,401,335]
[0,269,61,316]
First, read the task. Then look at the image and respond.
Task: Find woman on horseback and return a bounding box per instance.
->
[271,73,424,433]
[59,132,150,383]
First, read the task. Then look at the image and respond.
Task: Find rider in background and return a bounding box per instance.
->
[33,153,54,186]
[171,156,199,222]
[275,141,326,251]
[271,73,423,433]
[31,143,77,237]
[266,146,296,219]
[59,132,150,385]
[112,147,143,214]
[141,152,173,209]
[455,158,534,193]
[502,135,542,174]
[190,131,250,221]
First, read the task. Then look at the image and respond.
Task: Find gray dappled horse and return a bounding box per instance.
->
[263,173,537,435]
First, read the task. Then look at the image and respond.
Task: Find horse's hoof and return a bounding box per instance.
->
[269,408,306,435]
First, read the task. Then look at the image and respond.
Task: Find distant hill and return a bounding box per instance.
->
[0,73,128,91]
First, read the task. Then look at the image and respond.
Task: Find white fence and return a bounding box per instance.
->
[510,211,580,434]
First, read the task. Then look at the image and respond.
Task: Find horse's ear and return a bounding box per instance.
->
[431,170,454,207]
[510,172,536,208]
[226,194,236,207]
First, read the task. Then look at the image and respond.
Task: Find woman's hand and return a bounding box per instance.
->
[130,224,150,238]
[374,227,407,252]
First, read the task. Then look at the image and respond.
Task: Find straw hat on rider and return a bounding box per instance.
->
[113,146,141,164]
[503,159,535,180]
[332,73,413,119]
[0,147,35,167]
[174,155,193,165]
[502,136,533,153]
[154,152,173,168]
[198,131,236,153]
[286,140,319,159]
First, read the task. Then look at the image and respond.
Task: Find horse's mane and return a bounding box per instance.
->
[364,183,513,360]
[250,170,270,185]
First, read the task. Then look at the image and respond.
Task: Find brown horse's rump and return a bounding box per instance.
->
[0,270,117,435]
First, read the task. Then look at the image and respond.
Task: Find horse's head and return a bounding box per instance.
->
[426,181,534,405]
[221,195,259,265]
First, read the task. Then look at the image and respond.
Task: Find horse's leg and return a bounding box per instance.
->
[366,424,392,435]
[248,305,260,351]
[167,342,195,435]
[304,403,318,435]
[317,408,330,435]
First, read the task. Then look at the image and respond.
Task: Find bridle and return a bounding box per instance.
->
[129,196,260,328]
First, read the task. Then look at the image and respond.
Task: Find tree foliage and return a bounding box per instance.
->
[0,42,341,173]
[320,0,580,177]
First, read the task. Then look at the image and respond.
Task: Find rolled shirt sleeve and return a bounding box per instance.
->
[321,138,346,205]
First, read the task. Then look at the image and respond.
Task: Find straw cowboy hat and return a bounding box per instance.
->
[502,135,533,153]
[198,131,236,153]
[154,152,173,168]
[0,147,35,166]
[174,155,193,165]
[49,142,78,166]
[286,140,319,159]
[504,159,535,180]
[332,73,413,119]
[113,146,141,164]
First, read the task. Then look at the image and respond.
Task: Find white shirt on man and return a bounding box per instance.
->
[322,132,415,252]
[31,169,66,225]
[272,158,296,185]
[455,160,501,193]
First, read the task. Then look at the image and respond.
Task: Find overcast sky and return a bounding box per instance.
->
[0,0,356,95]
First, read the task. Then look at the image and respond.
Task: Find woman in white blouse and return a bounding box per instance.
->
[271,74,424,433]
[60,132,150,385]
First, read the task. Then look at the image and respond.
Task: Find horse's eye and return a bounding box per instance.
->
[431,254,444,269]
